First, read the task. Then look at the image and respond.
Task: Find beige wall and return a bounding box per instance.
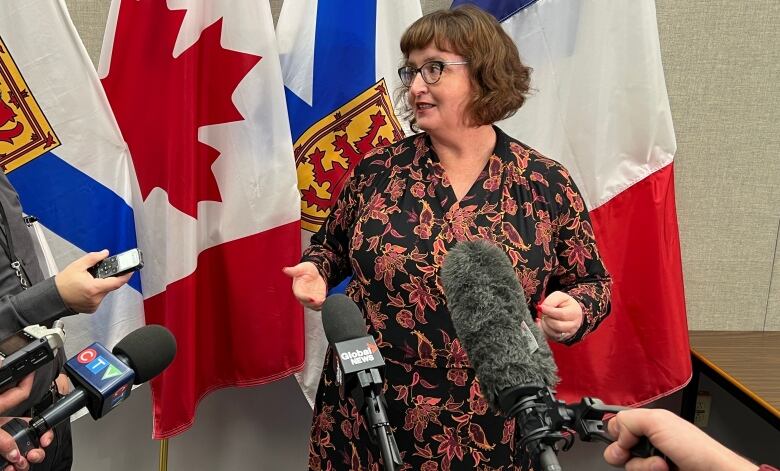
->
[656,0,780,330]
[66,0,780,331]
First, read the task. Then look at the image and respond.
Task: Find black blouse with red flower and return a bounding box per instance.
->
[302,127,612,471]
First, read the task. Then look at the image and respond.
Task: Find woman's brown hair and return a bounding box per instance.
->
[398,5,531,130]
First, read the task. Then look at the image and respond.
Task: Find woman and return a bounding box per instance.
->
[284,6,612,470]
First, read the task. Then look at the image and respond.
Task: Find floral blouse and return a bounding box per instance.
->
[303,126,612,369]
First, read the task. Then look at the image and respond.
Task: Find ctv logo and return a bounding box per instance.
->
[340,342,379,366]
[77,348,97,364]
[77,347,123,380]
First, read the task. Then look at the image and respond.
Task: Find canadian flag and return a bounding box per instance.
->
[99,0,303,438]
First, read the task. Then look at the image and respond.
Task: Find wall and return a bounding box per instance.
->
[61,0,780,469]
[656,0,780,331]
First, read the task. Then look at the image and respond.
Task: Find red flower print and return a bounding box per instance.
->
[433,426,466,462]
[468,422,496,451]
[404,396,442,441]
[365,193,391,224]
[502,222,531,250]
[374,243,407,290]
[401,275,438,320]
[501,418,515,445]
[483,156,503,192]
[340,419,353,440]
[411,181,426,198]
[387,178,406,201]
[534,215,553,255]
[412,330,438,367]
[365,299,388,330]
[501,196,518,215]
[470,395,489,416]
[446,339,469,368]
[509,141,530,169]
[562,238,593,277]
[469,382,490,416]
[414,200,435,240]
[517,266,541,299]
[447,368,468,387]
[530,171,549,186]
[396,309,415,329]
[445,204,478,241]
[564,185,585,213]
[421,460,439,471]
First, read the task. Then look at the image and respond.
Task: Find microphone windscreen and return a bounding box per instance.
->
[112,325,177,384]
[441,240,558,413]
[321,294,367,344]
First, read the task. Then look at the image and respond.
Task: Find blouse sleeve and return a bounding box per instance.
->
[548,168,613,344]
[300,153,374,288]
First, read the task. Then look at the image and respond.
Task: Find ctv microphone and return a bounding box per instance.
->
[0,325,176,466]
[441,240,660,471]
[321,294,402,471]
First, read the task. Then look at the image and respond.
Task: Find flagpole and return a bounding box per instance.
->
[158,439,168,471]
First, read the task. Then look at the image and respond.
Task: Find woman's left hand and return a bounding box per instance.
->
[537,291,583,343]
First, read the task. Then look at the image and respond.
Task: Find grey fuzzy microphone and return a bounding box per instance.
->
[441,239,558,415]
[443,241,661,470]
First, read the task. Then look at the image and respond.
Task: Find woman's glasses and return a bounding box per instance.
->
[397,60,469,86]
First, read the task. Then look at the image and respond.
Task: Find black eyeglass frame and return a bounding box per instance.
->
[397,60,469,87]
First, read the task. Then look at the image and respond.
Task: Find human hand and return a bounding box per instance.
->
[537,291,583,343]
[0,374,33,415]
[54,250,132,313]
[282,262,327,310]
[604,408,758,471]
[0,417,54,471]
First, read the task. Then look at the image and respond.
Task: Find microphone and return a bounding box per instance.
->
[440,239,558,410]
[0,325,176,465]
[321,294,402,471]
[441,239,561,469]
[442,240,660,471]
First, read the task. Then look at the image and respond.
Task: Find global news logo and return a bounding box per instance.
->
[340,342,379,366]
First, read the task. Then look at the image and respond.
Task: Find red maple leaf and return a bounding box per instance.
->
[101,1,261,217]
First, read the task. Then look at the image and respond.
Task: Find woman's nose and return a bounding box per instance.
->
[408,72,427,95]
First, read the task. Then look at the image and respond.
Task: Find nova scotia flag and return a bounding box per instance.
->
[0,0,144,356]
[277,0,422,405]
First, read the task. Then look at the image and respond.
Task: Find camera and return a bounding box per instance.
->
[0,322,65,393]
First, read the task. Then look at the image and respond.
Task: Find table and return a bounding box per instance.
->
[681,331,780,430]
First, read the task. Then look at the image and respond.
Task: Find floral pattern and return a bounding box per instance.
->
[302,127,611,470]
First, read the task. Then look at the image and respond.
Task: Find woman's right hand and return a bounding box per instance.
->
[282,262,327,310]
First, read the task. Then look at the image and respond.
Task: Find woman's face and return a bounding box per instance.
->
[406,44,472,135]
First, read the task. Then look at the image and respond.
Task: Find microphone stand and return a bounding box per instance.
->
[501,386,661,471]
[351,369,402,471]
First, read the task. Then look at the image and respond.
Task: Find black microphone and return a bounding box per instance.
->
[441,239,561,470]
[321,294,402,471]
[1,325,176,465]
[442,240,661,471]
